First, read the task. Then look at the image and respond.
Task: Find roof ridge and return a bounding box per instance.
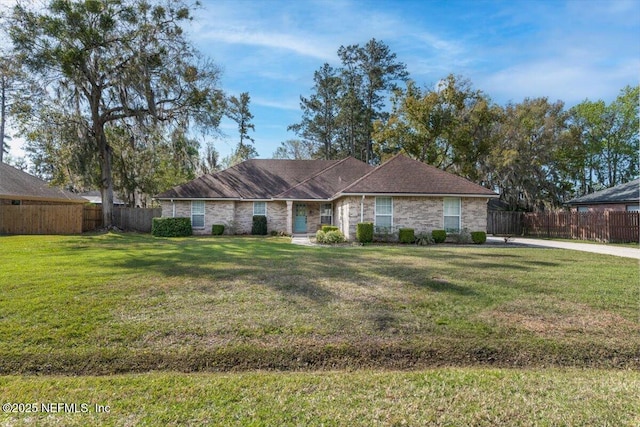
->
[273,157,353,198]
[338,153,403,194]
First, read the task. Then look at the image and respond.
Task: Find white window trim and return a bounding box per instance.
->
[320,203,333,225]
[375,196,393,229]
[443,197,461,232]
[253,201,267,216]
[191,200,205,229]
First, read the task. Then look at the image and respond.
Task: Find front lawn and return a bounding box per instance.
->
[0,233,638,425]
[0,233,637,373]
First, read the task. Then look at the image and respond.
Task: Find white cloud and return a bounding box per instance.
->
[478,57,640,105]
[199,26,335,61]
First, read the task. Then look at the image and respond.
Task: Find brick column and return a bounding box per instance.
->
[286,200,293,235]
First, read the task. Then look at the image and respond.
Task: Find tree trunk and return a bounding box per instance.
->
[0,76,6,163]
[97,124,114,228]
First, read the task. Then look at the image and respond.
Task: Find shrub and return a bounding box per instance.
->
[356,222,374,244]
[152,217,192,237]
[251,215,267,235]
[415,232,434,246]
[211,224,225,235]
[317,229,346,244]
[432,229,447,243]
[398,228,415,244]
[374,226,395,243]
[321,225,339,233]
[471,231,487,244]
[451,228,472,244]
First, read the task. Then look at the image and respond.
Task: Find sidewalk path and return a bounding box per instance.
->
[291,235,316,246]
[487,236,640,260]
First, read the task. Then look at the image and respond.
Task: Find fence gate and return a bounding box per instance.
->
[487,211,524,236]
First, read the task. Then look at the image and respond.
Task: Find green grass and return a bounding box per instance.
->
[0,233,638,373]
[0,233,638,425]
[1,369,638,426]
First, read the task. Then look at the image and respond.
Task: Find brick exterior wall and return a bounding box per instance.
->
[460,197,489,232]
[160,196,489,237]
[570,203,630,213]
[160,200,289,235]
[335,195,489,240]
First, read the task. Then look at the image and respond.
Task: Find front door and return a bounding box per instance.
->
[294,204,307,233]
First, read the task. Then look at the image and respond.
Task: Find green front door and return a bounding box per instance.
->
[294,204,307,233]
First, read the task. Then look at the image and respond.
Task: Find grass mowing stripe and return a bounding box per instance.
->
[0,369,638,426]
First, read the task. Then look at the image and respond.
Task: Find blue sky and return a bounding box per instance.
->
[4,0,640,163]
[189,0,639,160]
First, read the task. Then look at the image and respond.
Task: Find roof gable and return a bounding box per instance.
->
[567,179,640,205]
[0,162,86,203]
[275,157,374,199]
[340,154,497,196]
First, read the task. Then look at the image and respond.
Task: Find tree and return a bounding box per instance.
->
[8,0,223,226]
[272,139,314,159]
[288,63,341,159]
[199,141,220,174]
[373,75,499,182]
[0,53,40,163]
[338,39,409,163]
[568,85,639,193]
[291,39,408,163]
[225,92,257,165]
[487,98,571,211]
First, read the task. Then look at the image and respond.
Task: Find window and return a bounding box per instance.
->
[443,197,461,232]
[253,201,267,216]
[375,197,393,230]
[191,201,205,228]
[577,206,589,213]
[320,203,333,225]
[626,205,640,212]
[11,200,21,206]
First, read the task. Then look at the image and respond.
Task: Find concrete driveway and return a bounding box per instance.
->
[487,236,640,260]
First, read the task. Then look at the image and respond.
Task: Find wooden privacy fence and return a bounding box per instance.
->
[487,211,524,236]
[83,205,103,231]
[83,206,161,233]
[0,204,83,234]
[488,210,639,243]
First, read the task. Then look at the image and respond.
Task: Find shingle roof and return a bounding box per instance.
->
[155,154,498,200]
[566,179,640,205]
[0,162,86,203]
[275,157,374,199]
[156,159,339,199]
[340,154,497,197]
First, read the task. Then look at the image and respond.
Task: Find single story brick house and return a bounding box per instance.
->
[566,179,640,213]
[154,154,498,239]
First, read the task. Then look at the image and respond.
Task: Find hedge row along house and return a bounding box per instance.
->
[154,154,498,239]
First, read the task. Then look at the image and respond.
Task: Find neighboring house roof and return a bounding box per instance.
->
[566,179,640,206]
[341,154,497,197]
[0,162,87,204]
[79,190,125,205]
[155,154,498,201]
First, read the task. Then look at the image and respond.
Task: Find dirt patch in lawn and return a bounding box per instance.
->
[479,297,640,338]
